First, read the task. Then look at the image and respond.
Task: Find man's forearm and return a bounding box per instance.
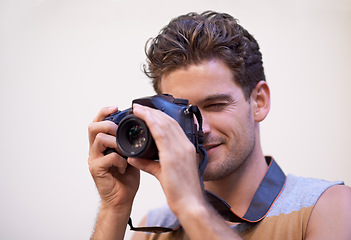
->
[91,205,131,240]
[176,200,242,240]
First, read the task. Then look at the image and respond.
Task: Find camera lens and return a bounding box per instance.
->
[128,125,146,149]
[116,114,157,159]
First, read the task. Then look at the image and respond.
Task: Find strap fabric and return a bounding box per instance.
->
[128,218,176,233]
[128,157,286,232]
[205,157,286,223]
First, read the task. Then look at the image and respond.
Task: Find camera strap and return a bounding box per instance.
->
[127,106,286,233]
[186,105,208,177]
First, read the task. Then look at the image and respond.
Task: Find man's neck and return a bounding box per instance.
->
[204,154,269,217]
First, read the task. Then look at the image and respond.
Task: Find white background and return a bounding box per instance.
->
[0,0,350,239]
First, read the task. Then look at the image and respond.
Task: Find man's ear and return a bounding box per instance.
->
[251,81,270,122]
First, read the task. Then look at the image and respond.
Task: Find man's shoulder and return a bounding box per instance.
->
[317,184,351,205]
[306,184,351,239]
[146,204,178,229]
[284,174,344,193]
[267,174,344,217]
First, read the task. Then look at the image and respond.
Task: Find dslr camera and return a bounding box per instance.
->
[105,94,203,160]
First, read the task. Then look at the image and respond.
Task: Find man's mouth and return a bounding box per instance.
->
[204,143,221,152]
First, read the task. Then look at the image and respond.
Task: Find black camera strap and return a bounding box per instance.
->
[186,105,208,177]
[127,106,286,233]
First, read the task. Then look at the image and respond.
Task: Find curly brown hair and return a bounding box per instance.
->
[143,11,266,100]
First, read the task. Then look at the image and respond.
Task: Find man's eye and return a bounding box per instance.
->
[205,103,227,110]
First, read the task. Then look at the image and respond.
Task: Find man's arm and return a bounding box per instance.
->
[88,106,140,240]
[92,204,131,240]
[129,104,242,240]
[174,198,243,240]
[306,184,351,240]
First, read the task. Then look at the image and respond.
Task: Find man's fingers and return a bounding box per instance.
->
[132,103,191,154]
[89,132,118,159]
[128,157,160,178]
[88,120,118,147]
[89,152,128,176]
[93,106,118,122]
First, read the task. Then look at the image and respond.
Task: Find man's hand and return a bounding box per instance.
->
[127,104,203,214]
[88,106,140,240]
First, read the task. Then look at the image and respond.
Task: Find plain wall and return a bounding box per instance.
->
[0,0,350,239]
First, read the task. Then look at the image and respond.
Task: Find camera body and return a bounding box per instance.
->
[105,94,200,159]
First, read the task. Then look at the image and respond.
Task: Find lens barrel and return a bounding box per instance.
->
[116,114,157,159]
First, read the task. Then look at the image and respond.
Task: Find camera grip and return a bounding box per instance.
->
[104,147,117,155]
[104,147,128,160]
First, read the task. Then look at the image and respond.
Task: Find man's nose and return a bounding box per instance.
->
[195,113,210,136]
[201,116,210,136]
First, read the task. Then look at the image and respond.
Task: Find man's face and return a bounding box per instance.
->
[159,59,257,181]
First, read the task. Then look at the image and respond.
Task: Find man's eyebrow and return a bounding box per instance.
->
[201,94,233,103]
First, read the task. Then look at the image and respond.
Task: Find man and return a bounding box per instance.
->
[88,11,351,239]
